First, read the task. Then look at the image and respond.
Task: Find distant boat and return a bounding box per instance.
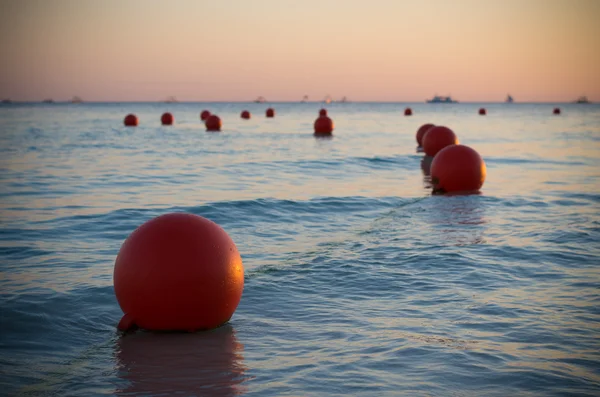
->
[71,96,83,104]
[42,99,54,103]
[1,99,12,104]
[426,95,458,103]
[301,95,309,103]
[506,94,514,103]
[254,96,266,103]
[339,96,349,103]
[323,95,332,104]
[164,96,178,103]
[575,96,591,104]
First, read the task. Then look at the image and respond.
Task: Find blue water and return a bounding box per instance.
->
[1,102,599,396]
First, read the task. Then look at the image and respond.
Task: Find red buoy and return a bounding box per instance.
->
[266,108,275,118]
[404,107,413,116]
[200,110,211,121]
[161,112,174,125]
[479,108,486,115]
[124,114,138,127]
[241,110,251,119]
[114,213,244,332]
[422,125,458,157]
[205,114,222,131]
[319,108,327,117]
[553,107,561,115]
[430,144,486,194]
[416,123,435,146]
[314,116,334,135]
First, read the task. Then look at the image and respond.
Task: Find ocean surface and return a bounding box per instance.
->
[1,102,599,396]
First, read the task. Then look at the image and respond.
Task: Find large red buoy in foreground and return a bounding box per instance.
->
[314,116,334,135]
[416,123,435,146]
[241,110,251,119]
[553,107,561,115]
[423,125,458,157]
[124,114,138,127]
[404,107,413,116]
[430,145,486,194]
[205,114,222,131]
[200,110,211,121]
[114,213,244,332]
[479,108,486,115]
[319,108,327,117]
[266,108,275,118]
[161,112,174,125]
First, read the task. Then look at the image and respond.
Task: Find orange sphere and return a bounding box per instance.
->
[553,107,561,115]
[200,110,211,121]
[266,108,275,118]
[422,125,458,157]
[404,107,413,116]
[416,123,435,146]
[124,114,138,127]
[430,145,486,194]
[161,112,174,125]
[479,108,486,115]
[241,110,251,119]
[319,108,327,116]
[314,116,334,135]
[114,213,244,332]
[205,114,222,131]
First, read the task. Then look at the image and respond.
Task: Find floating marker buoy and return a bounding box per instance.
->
[114,213,244,332]
[319,108,327,116]
[200,110,211,121]
[266,108,275,118]
[161,112,174,125]
[404,107,413,116]
[553,107,561,115]
[422,126,458,157]
[416,123,435,146]
[430,144,486,194]
[240,110,251,119]
[314,115,334,135]
[479,108,486,115]
[205,114,222,131]
[124,114,138,127]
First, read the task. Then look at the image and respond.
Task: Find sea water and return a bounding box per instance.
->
[1,102,599,396]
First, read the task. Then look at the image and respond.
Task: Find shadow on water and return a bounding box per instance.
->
[423,195,488,246]
[421,155,434,189]
[114,325,249,396]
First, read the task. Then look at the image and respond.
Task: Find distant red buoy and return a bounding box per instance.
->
[314,116,334,135]
[404,107,413,116]
[553,107,561,115]
[416,123,435,146]
[161,112,174,125]
[266,108,275,118]
[319,108,327,117]
[479,108,486,115]
[430,145,486,194]
[205,114,222,131]
[422,126,458,157]
[114,213,244,332]
[124,114,138,127]
[241,110,251,119]
[200,110,211,121]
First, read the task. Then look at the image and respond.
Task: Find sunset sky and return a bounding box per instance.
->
[0,0,599,102]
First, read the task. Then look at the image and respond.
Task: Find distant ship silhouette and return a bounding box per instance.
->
[426,95,458,103]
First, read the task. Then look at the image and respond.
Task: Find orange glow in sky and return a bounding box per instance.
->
[0,0,598,102]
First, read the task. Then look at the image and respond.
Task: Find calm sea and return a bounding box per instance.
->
[1,102,599,396]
